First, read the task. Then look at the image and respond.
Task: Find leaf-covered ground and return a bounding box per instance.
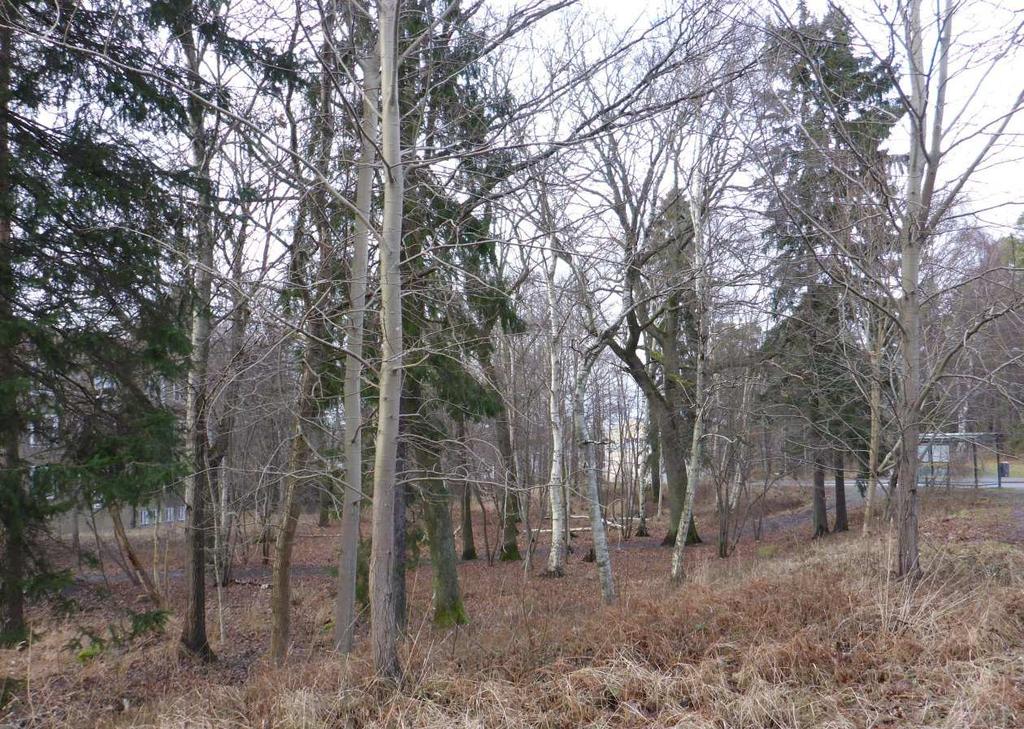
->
[4,486,1024,728]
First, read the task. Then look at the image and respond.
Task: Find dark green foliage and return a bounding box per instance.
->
[762,5,900,310]
[1,0,187,639]
[760,7,898,459]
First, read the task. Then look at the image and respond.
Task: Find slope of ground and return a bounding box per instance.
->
[3,487,1024,728]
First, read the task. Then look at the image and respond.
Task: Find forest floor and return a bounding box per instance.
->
[3,484,1024,728]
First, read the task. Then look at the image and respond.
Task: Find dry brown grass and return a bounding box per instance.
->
[5,489,1024,728]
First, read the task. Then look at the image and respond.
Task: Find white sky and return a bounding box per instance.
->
[576,0,1024,234]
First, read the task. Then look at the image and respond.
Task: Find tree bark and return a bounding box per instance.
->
[109,506,164,609]
[542,238,567,576]
[671,195,707,583]
[457,420,477,561]
[461,480,477,561]
[333,14,378,655]
[863,316,883,536]
[647,422,661,514]
[414,440,467,626]
[812,451,829,538]
[833,450,848,532]
[318,487,332,528]
[269,373,317,665]
[893,0,940,579]
[490,355,521,562]
[178,9,215,661]
[369,0,404,679]
[575,348,615,604]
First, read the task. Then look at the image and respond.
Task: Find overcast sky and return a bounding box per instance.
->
[575,0,1024,234]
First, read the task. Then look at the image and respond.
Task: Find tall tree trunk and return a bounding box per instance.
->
[490,355,521,562]
[270,0,339,658]
[647,423,661,507]
[863,315,883,536]
[893,0,941,578]
[671,196,707,583]
[212,466,234,587]
[369,0,404,679]
[542,241,567,576]
[318,487,332,527]
[457,420,477,561]
[461,480,477,560]
[575,348,615,604]
[0,497,25,647]
[269,362,319,665]
[333,15,378,655]
[210,216,248,588]
[72,503,82,568]
[812,451,829,538]
[656,412,688,543]
[720,373,752,558]
[178,11,215,661]
[414,439,467,626]
[833,450,848,532]
[392,465,407,634]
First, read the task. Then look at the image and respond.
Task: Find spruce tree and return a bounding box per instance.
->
[0,0,187,644]
[759,6,898,536]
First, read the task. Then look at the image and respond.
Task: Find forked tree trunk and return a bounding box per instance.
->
[892,0,940,579]
[109,506,164,609]
[369,0,405,679]
[333,21,378,655]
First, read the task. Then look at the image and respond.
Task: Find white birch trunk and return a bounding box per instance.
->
[543,242,567,576]
[670,195,708,584]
